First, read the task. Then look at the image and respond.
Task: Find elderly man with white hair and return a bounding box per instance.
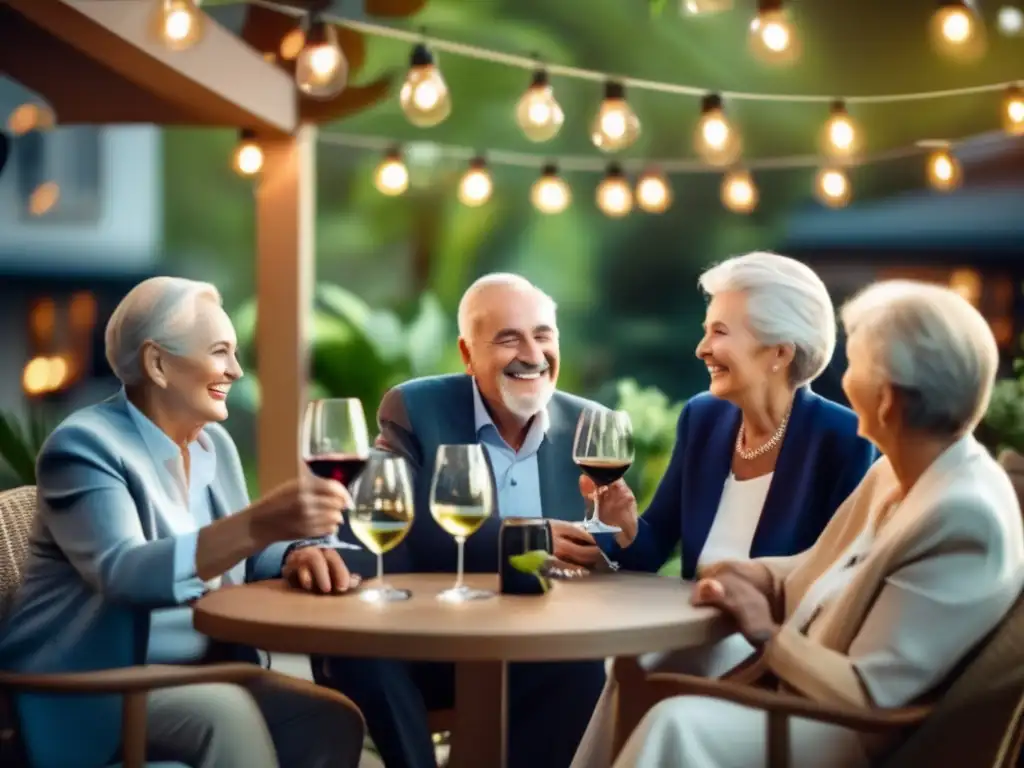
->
[313,273,608,768]
[613,280,1024,767]
[0,277,366,768]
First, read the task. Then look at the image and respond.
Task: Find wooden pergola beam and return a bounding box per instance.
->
[3,0,297,132]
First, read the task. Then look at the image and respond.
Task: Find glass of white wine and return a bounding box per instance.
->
[431,444,495,603]
[348,454,415,603]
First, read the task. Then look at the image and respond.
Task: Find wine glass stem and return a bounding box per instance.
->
[592,489,602,524]
[376,552,384,585]
[454,536,466,589]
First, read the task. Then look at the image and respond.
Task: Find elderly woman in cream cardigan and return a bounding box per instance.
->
[613,280,1024,768]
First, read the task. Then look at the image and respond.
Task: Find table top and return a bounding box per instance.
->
[193,572,733,662]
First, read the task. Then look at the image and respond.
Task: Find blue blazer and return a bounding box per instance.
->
[334,374,594,576]
[0,391,288,768]
[606,387,878,578]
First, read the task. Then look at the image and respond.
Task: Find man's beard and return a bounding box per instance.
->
[497,358,555,419]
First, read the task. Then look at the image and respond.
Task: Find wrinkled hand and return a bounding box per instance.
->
[249,475,351,545]
[283,546,358,594]
[578,476,638,545]
[550,520,602,568]
[692,572,778,646]
[698,560,774,600]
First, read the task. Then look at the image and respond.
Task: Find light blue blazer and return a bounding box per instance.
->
[0,391,289,768]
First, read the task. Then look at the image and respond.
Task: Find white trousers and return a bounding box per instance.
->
[573,634,870,768]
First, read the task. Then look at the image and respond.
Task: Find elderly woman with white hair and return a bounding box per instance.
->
[0,277,366,768]
[614,280,1024,767]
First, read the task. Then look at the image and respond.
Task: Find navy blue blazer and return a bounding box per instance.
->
[605,387,878,578]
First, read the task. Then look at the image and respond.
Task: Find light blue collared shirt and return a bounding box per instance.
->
[125,397,217,663]
[472,380,547,518]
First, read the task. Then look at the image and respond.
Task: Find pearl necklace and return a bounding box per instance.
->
[735,410,790,461]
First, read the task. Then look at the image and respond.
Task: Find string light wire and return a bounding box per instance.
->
[248,0,1021,105]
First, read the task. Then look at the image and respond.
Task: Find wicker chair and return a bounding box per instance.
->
[0,485,363,768]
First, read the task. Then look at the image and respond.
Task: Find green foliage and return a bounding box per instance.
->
[0,410,53,488]
[230,283,464,417]
[983,375,1024,457]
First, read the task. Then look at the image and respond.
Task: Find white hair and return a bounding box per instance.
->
[105,276,222,386]
[698,251,836,387]
[456,273,557,340]
[840,280,999,437]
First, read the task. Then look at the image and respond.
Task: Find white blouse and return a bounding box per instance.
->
[697,473,774,570]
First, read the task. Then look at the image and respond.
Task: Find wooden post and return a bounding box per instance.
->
[254,126,316,491]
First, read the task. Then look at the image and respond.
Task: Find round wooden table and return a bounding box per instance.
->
[194,572,731,768]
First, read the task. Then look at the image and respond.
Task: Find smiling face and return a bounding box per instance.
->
[142,298,243,425]
[695,290,788,402]
[459,283,559,421]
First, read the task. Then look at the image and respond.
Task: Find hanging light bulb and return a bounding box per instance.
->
[926,146,962,191]
[1003,85,1024,135]
[596,163,634,218]
[815,167,851,208]
[590,82,641,153]
[748,0,800,64]
[280,25,306,61]
[233,130,264,177]
[820,100,860,160]
[374,147,409,196]
[149,0,205,52]
[929,1,985,60]
[636,167,672,213]
[695,94,742,167]
[458,157,493,207]
[295,14,348,100]
[515,69,565,142]
[721,169,758,214]
[400,44,452,128]
[531,164,571,214]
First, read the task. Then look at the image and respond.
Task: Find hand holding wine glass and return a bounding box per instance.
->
[348,455,415,603]
[431,444,495,603]
[573,408,635,535]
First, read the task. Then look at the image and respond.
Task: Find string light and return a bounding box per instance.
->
[400,44,452,128]
[749,0,800,65]
[596,163,633,217]
[695,94,741,167]
[929,0,985,60]
[815,167,851,208]
[635,168,672,213]
[1003,85,1024,135]
[531,163,571,214]
[998,6,1024,36]
[820,100,860,160]
[374,147,409,196]
[28,182,60,216]
[721,169,758,214]
[925,146,962,191]
[6,104,55,136]
[516,69,565,142]
[682,0,734,14]
[150,0,205,51]
[458,156,493,206]
[591,82,641,153]
[233,130,264,176]
[295,14,348,99]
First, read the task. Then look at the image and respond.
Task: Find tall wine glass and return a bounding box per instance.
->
[573,408,634,534]
[349,455,415,603]
[430,444,495,603]
[302,398,370,488]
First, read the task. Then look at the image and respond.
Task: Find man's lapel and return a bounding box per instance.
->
[538,396,586,522]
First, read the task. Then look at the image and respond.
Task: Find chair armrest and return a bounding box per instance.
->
[646,672,932,733]
[0,663,263,694]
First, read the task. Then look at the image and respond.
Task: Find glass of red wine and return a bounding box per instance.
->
[572,408,634,535]
[302,398,370,541]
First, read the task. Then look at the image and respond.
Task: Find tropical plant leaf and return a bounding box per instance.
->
[0,410,46,486]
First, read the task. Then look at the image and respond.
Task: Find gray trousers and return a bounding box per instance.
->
[144,673,365,768]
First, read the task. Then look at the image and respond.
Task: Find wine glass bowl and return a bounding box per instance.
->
[431,444,495,603]
[348,454,415,603]
[573,408,634,534]
[302,398,371,487]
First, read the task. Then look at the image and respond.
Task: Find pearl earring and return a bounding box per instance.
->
[772,365,779,372]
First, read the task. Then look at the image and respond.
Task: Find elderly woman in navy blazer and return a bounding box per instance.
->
[591,251,878,577]
[0,277,365,768]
